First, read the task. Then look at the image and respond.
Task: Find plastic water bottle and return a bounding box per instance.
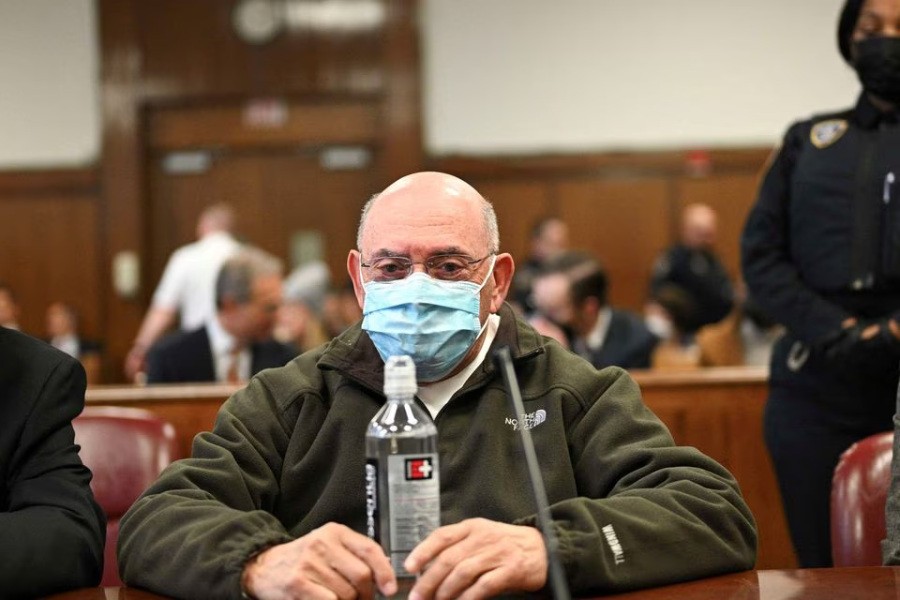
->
[365,355,440,597]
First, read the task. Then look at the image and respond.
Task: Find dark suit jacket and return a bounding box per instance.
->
[581,308,659,370]
[0,327,105,597]
[146,326,297,384]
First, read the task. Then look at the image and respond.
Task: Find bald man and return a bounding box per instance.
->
[649,203,735,333]
[118,173,756,599]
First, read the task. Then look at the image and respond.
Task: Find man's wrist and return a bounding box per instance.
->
[240,548,266,600]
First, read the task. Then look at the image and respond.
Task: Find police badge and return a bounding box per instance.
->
[810,119,849,149]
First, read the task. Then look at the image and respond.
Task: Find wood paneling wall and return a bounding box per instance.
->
[435,149,770,311]
[93,0,423,380]
[0,169,102,339]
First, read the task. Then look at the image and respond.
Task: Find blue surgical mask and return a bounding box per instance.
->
[361,258,495,382]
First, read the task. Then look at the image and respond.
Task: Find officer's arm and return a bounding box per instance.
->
[740,123,851,344]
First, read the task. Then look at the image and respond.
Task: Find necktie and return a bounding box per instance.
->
[226,347,242,383]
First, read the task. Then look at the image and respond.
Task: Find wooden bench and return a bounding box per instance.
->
[86,366,794,569]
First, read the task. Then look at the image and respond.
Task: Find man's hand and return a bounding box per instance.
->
[242,523,397,600]
[404,518,547,600]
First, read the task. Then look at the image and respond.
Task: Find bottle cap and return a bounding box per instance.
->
[384,355,418,397]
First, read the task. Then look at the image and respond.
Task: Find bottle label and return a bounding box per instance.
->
[365,459,379,541]
[387,453,440,575]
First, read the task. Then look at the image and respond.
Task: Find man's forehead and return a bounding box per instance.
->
[360,190,486,253]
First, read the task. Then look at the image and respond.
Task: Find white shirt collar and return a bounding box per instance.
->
[416,313,501,419]
[51,334,79,358]
[583,306,612,351]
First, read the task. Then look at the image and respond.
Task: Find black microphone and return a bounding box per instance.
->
[493,346,571,600]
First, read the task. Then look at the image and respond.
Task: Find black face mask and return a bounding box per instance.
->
[854,36,900,106]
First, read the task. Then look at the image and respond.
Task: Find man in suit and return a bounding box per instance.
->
[0,326,105,596]
[146,248,296,384]
[531,251,659,369]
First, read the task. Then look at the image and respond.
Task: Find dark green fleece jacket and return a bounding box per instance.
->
[118,304,757,598]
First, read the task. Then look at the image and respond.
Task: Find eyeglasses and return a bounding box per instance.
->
[361,253,494,282]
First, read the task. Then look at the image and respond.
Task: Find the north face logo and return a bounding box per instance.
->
[505,409,547,431]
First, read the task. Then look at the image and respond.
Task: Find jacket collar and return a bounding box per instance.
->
[316,302,547,396]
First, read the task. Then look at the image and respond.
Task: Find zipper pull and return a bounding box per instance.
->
[885,172,895,204]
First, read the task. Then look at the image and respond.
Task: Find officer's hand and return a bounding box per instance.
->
[821,318,866,364]
[404,518,547,600]
[241,523,397,600]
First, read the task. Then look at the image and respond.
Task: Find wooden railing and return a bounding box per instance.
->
[85,367,792,569]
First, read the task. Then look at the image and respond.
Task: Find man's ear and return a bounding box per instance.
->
[489,253,515,313]
[347,250,365,309]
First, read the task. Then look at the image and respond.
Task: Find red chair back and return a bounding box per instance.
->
[73,406,181,586]
[831,431,894,566]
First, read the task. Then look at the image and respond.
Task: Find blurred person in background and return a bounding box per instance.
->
[274,259,331,352]
[648,285,701,371]
[695,288,783,368]
[125,204,242,381]
[531,251,658,369]
[320,279,363,338]
[650,203,734,334]
[743,0,900,567]
[510,215,569,314]
[0,282,21,330]
[145,248,295,384]
[45,302,102,385]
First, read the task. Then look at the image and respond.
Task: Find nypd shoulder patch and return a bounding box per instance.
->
[810,119,848,149]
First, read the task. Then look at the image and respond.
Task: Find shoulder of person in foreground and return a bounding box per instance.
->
[118,345,332,598]
[515,341,757,593]
[0,329,105,596]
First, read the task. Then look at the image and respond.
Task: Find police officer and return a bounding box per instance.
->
[741,0,900,568]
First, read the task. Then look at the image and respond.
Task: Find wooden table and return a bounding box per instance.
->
[45,567,900,599]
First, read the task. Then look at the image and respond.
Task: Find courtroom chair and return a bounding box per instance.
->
[831,431,894,567]
[73,406,181,586]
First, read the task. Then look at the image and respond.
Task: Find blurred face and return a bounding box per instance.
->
[531,273,575,328]
[230,274,283,343]
[853,0,900,42]
[0,290,19,327]
[682,205,717,249]
[535,220,569,261]
[46,303,76,337]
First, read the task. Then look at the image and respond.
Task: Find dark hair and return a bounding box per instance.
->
[838,0,865,63]
[653,285,697,335]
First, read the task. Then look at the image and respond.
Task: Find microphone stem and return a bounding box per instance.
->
[495,346,571,600]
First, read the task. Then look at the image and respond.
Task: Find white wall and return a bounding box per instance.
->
[422,0,860,154]
[0,0,99,168]
[0,0,863,167]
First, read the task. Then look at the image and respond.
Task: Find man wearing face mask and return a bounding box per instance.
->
[741,0,900,568]
[119,172,756,599]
